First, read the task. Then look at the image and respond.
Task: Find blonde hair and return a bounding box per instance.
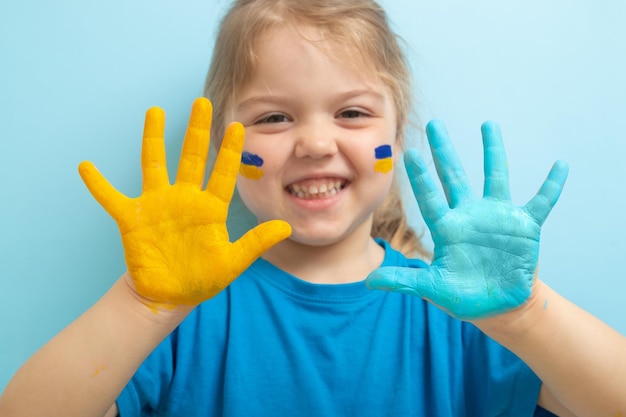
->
[204,0,429,258]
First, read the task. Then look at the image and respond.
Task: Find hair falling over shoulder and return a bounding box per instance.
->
[205,0,429,260]
[372,179,431,260]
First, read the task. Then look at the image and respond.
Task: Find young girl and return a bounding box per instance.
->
[1,0,625,416]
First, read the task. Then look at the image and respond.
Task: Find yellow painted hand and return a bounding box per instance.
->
[78,98,291,308]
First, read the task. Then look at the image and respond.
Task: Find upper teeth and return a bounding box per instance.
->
[289,180,344,198]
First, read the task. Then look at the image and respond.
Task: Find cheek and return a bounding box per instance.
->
[236,177,269,217]
[239,151,265,180]
[236,151,279,219]
[373,144,394,174]
[236,151,268,216]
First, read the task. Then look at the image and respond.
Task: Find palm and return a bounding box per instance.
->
[118,183,235,304]
[368,121,568,320]
[79,98,291,307]
[428,198,540,317]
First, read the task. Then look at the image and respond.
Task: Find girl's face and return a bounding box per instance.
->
[232,26,399,248]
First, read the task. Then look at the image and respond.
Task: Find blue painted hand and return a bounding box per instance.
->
[366,120,569,320]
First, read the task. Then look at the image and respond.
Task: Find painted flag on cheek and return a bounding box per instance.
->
[374,145,393,173]
[240,151,264,180]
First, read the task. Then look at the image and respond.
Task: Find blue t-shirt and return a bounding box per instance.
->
[117,240,552,416]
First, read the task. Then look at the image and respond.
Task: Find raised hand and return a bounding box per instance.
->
[78,98,291,308]
[367,121,568,320]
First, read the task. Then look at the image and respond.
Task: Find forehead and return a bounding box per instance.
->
[238,28,390,110]
[251,24,382,84]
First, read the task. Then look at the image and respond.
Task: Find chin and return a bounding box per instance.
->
[286,234,338,247]
[288,225,367,248]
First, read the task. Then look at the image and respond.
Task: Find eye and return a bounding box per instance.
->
[338,109,369,119]
[255,113,290,124]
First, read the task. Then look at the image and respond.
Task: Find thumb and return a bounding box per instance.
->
[231,220,292,272]
[78,161,128,219]
[366,266,438,300]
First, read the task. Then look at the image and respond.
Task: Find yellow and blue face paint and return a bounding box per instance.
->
[374,145,393,173]
[240,151,264,180]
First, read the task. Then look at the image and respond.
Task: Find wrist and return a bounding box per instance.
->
[471,278,550,344]
[118,272,195,328]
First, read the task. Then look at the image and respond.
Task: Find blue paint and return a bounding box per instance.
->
[241,152,264,167]
[366,120,569,320]
[375,145,393,159]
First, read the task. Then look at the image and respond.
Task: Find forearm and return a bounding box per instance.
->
[476,280,626,417]
[0,274,192,417]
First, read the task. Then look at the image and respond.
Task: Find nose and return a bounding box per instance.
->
[294,120,338,159]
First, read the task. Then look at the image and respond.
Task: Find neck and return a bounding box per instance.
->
[261,227,386,284]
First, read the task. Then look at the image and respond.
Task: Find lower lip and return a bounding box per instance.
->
[286,187,345,211]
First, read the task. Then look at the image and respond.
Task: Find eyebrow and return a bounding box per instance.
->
[236,89,387,113]
[236,95,290,113]
[333,89,387,105]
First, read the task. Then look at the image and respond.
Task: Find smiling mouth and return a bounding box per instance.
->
[286,179,347,200]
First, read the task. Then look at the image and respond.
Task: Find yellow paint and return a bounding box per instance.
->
[239,164,264,180]
[78,98,291,308]
[374,159,393,173]
[92,363,107,377]
[146,300,178,314]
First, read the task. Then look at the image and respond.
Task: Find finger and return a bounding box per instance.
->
[366,266,438,300]
[426,120,472,207]
[404,148,449,227]
[206,122,245,203]
[230,220,292,273]
[141,106,170,192]
[481,121,511,200]
[78,161,129,219]
[176,97,213,186]
[524,160,569,225]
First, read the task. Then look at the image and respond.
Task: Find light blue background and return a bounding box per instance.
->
[1,0,625,391]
